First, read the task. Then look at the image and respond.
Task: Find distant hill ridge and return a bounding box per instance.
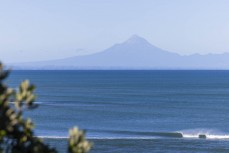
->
[12,35,229,70]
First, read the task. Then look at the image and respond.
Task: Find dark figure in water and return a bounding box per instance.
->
[199,134,207,139]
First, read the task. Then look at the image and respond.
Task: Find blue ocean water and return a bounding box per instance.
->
[7,70,229,152]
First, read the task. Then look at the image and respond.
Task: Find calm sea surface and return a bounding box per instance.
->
[7,70,229,152]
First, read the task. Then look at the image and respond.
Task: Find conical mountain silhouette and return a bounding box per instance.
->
[13,35,229,69]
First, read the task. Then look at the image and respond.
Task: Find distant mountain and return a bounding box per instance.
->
[12,35,229,69]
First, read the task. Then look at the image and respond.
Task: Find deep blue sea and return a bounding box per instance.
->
[7,70,229,152]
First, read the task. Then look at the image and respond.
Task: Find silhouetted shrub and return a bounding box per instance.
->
[0,62,91,153]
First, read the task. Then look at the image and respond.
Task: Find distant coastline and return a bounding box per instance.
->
[10,35,229,70]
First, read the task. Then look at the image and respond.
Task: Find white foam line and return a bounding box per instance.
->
[10,101,45,104]
[36,136,157,140]
[88,137,157,140]
[37,135,229,140]
[207,135,229,139]
[182,134,229,139]
[37,136,68,139]
[182,134,199,138]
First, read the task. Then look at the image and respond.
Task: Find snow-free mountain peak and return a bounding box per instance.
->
[11,35,229,69]
[125,35,150,45]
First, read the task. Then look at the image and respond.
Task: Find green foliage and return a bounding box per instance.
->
[0,62,92,153]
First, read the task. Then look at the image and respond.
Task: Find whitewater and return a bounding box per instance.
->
[9,70,229,152]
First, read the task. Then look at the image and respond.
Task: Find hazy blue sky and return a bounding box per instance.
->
[1,0,229,63]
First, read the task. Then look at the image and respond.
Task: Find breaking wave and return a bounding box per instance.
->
[39,129,229,140]
[179,128,229,139]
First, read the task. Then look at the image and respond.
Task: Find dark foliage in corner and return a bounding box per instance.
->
[0,62,91,153]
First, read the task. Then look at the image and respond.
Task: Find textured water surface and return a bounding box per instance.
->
[8,70,229,152]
